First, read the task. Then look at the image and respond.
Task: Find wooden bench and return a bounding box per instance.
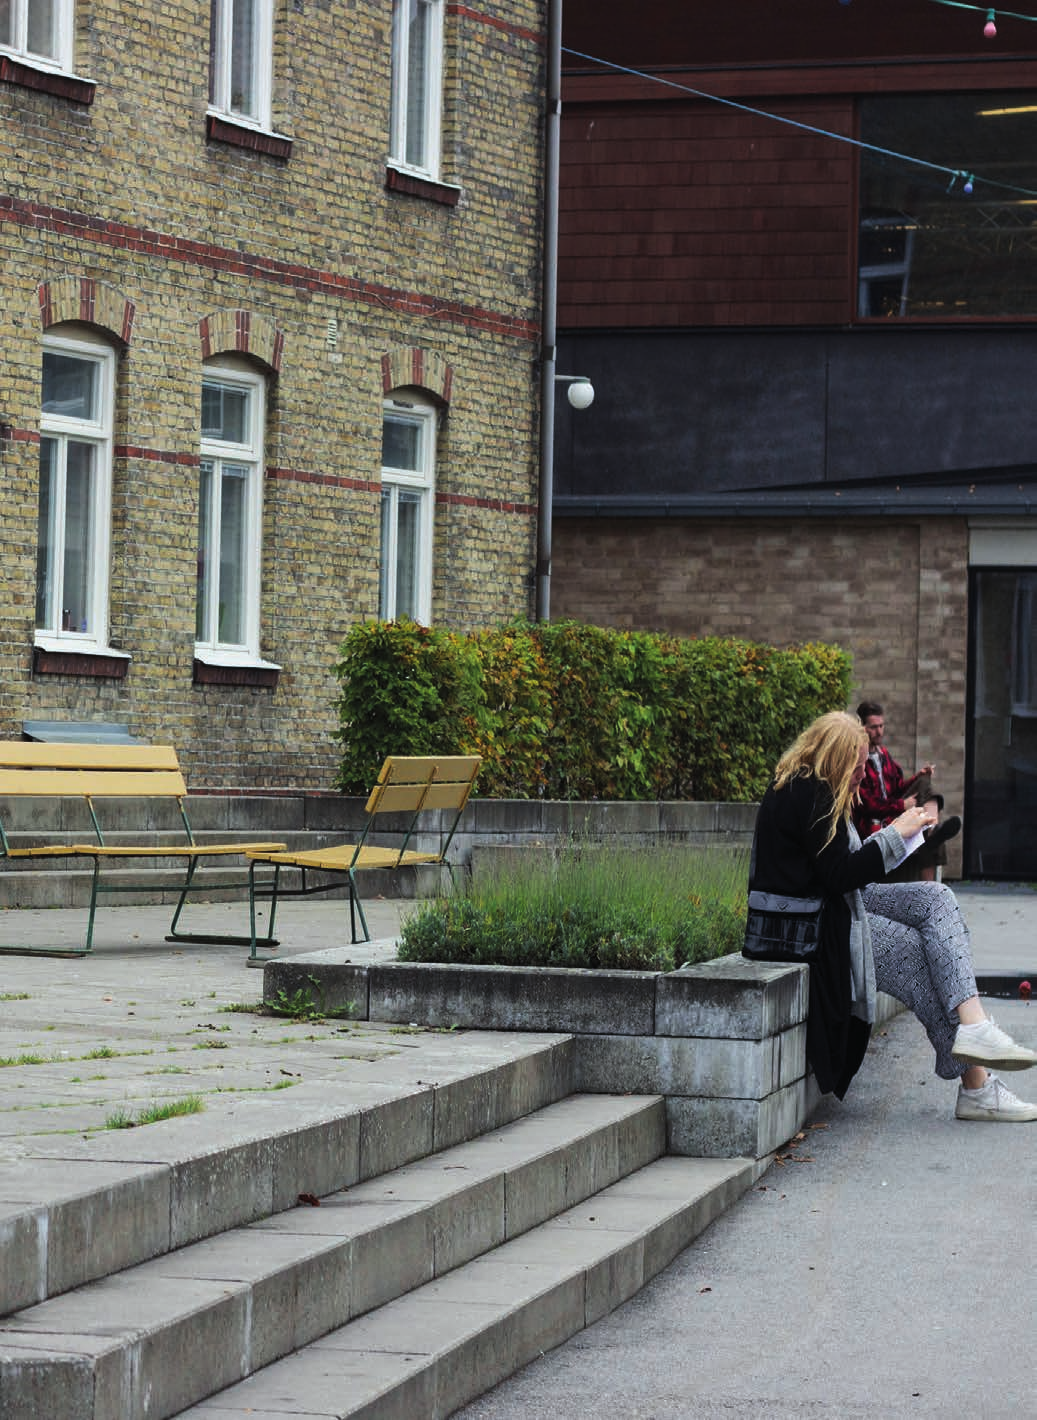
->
[0,743,286,957]
[244,754,482,960]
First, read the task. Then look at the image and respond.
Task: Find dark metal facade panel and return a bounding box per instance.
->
[554,328,1037,506]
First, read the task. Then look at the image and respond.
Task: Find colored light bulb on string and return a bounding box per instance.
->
[963,174,975,195]
[984,9,997,38]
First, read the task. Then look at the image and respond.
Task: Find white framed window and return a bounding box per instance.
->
[0,0,74,71]
[208,0,272,130]
[389,0,444,180]
[380,395,436,623]
[35,332,114,647]
[196,362,265,659]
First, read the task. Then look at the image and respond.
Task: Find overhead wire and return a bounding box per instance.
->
[561,36,1037,202]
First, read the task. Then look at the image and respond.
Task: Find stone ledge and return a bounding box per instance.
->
[262,952,905,1162]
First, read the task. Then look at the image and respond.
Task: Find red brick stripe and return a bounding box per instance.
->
[267,468,381,492]
[1,196,539,343]
[449,4,543,47]
[436,490,537,514]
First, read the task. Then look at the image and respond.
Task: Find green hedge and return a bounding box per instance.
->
[332,619,852,801]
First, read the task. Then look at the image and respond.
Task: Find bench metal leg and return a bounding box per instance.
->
[347,871,370,944]
[165,857,280,953]
[248,861,282,964]
[84,858,102,953]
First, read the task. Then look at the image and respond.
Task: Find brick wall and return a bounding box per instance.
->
[553,514,970,873]
[0,1,546,788]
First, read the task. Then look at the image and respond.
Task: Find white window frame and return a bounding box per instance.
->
[389,0,444,181]
[380,394,436,624]
[208,0,273,131]
[0,0,75,72]
[196,361,267,663]
[35,331,115,651]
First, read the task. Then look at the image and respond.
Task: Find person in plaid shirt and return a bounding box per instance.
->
[854,700,946,881]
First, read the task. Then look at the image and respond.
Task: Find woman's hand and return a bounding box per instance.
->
[891,803,937,839]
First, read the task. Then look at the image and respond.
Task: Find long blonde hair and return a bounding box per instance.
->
[773,710,867,849]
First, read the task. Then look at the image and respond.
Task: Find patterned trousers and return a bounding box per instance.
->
[862,881,978,1080]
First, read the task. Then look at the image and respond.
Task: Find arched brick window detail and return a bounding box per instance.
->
[381,347,453,406]
[38,277,135,345]
[199,310,285,373]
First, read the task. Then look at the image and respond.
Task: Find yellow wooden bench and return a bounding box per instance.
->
[0,743,286,957]
[244,754,482,960]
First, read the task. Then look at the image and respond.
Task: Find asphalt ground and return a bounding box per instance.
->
[454,881,1037,1420]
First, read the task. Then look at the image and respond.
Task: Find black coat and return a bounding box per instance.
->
[749,774,889,1098]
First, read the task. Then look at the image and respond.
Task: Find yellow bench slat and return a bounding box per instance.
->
[246,845,440,870]
[0,769,188,798]
[376,755,482,785]
[366,782,476,814]
[0,744,180,770]
[69,842,287,858]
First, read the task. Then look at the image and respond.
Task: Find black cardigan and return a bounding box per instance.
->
[749,774,890,1098]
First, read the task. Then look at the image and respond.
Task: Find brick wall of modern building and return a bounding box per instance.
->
[553,514,970,874]
[0,1,545,788]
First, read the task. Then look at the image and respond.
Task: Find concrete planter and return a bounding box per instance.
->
[264,951,896,1162]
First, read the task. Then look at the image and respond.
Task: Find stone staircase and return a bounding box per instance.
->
[0,1044,760,1420]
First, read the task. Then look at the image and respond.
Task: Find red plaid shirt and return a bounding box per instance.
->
[853,745,908,838]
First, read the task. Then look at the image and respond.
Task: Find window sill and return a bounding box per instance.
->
[0,54,95,104]
[193,652,281,689]
[33,643,130,679]
[385,165,461,207]
[206,113,292,160]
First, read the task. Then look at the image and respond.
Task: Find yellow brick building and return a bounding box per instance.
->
[1,0,545,786]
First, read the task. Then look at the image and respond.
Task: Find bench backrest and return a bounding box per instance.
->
[359,755,481,859]
[365,755,482,817]
[0,744,187,800]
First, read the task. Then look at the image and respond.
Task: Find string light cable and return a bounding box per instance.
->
[924,2,1037,38]
[561,43,1037,203]
[841,0,1037,33]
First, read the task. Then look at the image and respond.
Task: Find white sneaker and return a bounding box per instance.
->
[951,1015,1037,1071]
[955,1073,1037,1122]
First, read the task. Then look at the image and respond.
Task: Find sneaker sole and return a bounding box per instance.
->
[950,1046,1037,1071]
[955,1103,1037,1122]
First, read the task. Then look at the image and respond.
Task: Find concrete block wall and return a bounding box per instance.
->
[263,950,873,1161]
[553,513,970,876]
[0,1,546,789]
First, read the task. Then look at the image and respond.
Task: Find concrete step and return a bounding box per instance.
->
[0,1037,574,1316]
[0,1094,667,1420]
[173,1154,755,1420]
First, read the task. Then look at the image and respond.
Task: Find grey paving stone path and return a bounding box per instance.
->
[0,897,530,1161]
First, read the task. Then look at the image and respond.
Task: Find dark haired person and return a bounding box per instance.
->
[854,700,948,881]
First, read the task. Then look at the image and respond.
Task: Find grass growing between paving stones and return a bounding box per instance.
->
[399,841,750,972]
[104,1095,205,1130]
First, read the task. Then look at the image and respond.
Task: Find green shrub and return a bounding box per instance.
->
[331,618,852,802]
[466,624,553,798]
[332,619,486,792]
[397,842,749,972]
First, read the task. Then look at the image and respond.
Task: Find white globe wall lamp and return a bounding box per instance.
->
[557,374,595,409]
